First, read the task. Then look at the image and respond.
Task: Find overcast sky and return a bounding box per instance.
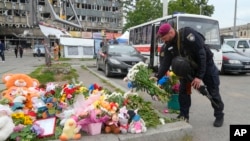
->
[208,0,250,28]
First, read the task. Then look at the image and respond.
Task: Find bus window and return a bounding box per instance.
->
[146,25,152,44]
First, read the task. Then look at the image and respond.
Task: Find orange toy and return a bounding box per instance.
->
[1,73,40,104]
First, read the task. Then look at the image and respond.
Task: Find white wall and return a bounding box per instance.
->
[60,37,95,58]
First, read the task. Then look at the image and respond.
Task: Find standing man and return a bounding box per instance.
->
[0,40,5,62]
[157,23,224,127]
[19,45,23,58]
[14,45,18,58]
[37,47,41,57]
[53,41,59,61]
[42,39,51,66]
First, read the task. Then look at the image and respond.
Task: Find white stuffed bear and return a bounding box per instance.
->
[0,104,15,141]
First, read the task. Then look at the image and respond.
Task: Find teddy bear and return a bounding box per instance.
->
[1,73,40,104]
[104,113,120,134]
[42,97,58,118]
[59,118,81,141]
[0,104,15,141]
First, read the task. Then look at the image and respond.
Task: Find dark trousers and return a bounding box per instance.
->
[20,51,23,58]
[0,51,5,61]
[179,65,224,119]
[15,51,18,58]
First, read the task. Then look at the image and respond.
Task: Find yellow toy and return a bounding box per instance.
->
[59,118,81,141]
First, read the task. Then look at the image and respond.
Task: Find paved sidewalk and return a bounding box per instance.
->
[0,52,192,141]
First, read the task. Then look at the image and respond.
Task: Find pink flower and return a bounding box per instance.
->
[172,83,180,93]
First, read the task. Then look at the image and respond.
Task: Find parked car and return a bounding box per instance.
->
[224,38,250,57]
[33,44,45,57]
[221,43,250,74]
[96,44,147,77]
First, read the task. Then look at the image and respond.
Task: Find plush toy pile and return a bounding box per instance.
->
[0,73,165,141]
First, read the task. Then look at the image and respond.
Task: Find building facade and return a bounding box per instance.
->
[220,23,250,38]
[0,0,123,48]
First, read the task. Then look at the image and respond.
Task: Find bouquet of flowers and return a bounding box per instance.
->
[159,71,180,95]
[124,62,170,102]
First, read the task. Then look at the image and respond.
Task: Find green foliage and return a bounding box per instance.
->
[126,95,161,127]
[123,0,214,31]
[132,65,170,102]
[0,98,9,105]
[9,125,36,141]
[168,0,214,16]
[58,58,71,61]
[123,0,162,31]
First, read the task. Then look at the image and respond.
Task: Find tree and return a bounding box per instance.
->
[123,0,162,32]
[168,0,214,16]
[122,0,214,31]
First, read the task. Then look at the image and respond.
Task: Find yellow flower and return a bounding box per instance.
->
[169,71,176,77]
[14,112,24,119]
[11,113,17,118]
[93,100,100,108]
[23,116,32,125]
[60,94,66,102]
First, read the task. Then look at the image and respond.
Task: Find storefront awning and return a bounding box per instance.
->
[39,23,71,38]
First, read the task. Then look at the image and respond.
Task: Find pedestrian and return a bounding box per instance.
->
[53,41,59,61]
[100,39,105,48]
[37,47,41,57]
[19,46,23,58]
[0,40,5,62]
[113,37,118,44]
[101,39,109,53]
[42,39,51,66]
[58,45,61,59]
[14,46,18,58]
[156,23,224,127]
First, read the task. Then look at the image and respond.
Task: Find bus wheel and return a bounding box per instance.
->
[105,63,111,77]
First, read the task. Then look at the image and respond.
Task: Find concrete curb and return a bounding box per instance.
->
[78,121,192,141]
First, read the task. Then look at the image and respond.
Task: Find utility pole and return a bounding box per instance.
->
[163,0,168,17]
[233,0,237,38]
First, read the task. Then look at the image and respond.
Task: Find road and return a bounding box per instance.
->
[90,65,250,141]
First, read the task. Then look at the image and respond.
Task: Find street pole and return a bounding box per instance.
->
[163,0,168,17]
[233,0,237,38]
[200,5,202,15]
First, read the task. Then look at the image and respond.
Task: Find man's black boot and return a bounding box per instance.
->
[213,117,224,127]
[177,115,189,123]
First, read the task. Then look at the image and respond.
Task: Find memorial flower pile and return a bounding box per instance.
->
[0,73,170,141]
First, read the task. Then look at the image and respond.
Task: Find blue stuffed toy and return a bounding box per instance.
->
[158,76,169,86]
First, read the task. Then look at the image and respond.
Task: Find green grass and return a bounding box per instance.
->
[79,58,95,61]
[29,63,79,85]
[29,66,55,84]
[58,57,71,61]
